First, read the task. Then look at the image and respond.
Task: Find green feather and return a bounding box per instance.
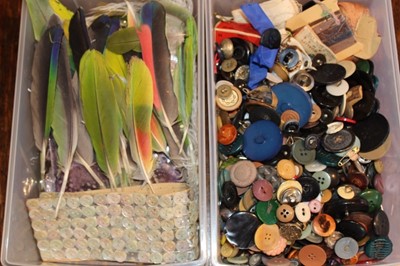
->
[106,27,142,55]
[25,0,54,41]
[79,50,122,188]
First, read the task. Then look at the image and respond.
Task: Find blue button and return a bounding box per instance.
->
[243,120,282,161]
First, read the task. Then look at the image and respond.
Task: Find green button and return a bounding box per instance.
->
[356,59,372,74]
[360,189,382,213]
[292,139,316,165]
[255,200,279,225]
[218,169,231,198]
[312,171,331,190]
[316,149,341,167]
[218,134,243,156]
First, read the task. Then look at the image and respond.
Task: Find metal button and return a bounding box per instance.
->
[280,223,302,242]
[216,83,242,112]
[324,231,344,249]
[291,70,315,92]
[220,38,234,59]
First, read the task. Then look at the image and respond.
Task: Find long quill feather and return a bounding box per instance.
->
[52,38,78,215]
[126,57,154,189]
[26,0,53,41]
[69,7,91,72]
[79,50,122,188]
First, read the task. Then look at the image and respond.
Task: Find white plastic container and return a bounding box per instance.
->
[206,0,400,265]
[1,0,207,265]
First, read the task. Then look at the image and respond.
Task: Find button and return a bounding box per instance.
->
[326,80,349,96]
[359,189,382,213]
[276,204,295,223]
[352,91,376,121]
[252,179,273,201]
[295,202,311,223]
[221,58,238,73]
[235,65,250,81]
[312,54,326,68]
[374,159,384,174]
[249,253,263,266]
[243,120,283,162]
[257,165,281,191]
[264,236,287,256]
[271,63,290,82]
[364,237,393,260]
[218,124,237,145]
[373,210,390,237]
[272,82,312,127]
[320,189,332,203]
[308,199,322,214]
[216,83,242,111]
[279,223,302,242]
[281,110,300,133]
[242,188,257,210]
[311,63,346,85]
[324,167,341,188]
[225,212,261,249]
[277,159,296,180]
[254,224,280,252]
[298,244,327,266]
[338,60,356,78]
[334,237,359,260]
[324,231,344,249]
[308,104,322,124]
[337,185,356,200]
[304,160,327,172]
[306,230,324,244]
[356,59,373,75]
[256,200,279,225]
[220,241,239,258]
[246,103,281,125]
[311,86,342,110]
[218,134,243,156]
[337,220,367,241]
[291,70,315,92]
[219,38,234,59]
[304,134,320,150]
[226,254,249,264]
[298,176,320,201]
[279,48,300,70]
[264,257,291,266]
[326,122,344,134]
[229,160,257,188]
[322,129,355,153]
[312,171,331,190]
[292,139,316,165]
[313,213,336,237]
[347,172,368,190]
[260,28,281,49]
[221,181,240,209]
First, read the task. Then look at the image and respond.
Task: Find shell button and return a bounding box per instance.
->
[312,171,331,190]
[276,204,295,223]
[334,237,359,260]
[298,244,327,266]
[252,179,273,202]
[295,202,311,223]
[243,120,283,162]
[229,160,257,188]
[225,212,261,249]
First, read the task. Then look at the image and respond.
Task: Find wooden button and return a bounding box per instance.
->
[320,189,332,203]
[277,159,296,180]
[309,104,322,123]
[254,224,280,252]
[312,213,336,237]
[298,244,327,266]
[276,204,295,223]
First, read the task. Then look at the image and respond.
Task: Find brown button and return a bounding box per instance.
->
[309,104,322,123]
[276,204,295,223]
[281,109,300,124]
[312,213,336,237]
[298,244,327,266]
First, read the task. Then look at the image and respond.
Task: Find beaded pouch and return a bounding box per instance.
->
[26,183,199,264]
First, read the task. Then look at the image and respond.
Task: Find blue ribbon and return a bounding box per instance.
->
[241,3,279,89]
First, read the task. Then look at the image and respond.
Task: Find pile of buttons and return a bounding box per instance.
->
[214,1,392,265]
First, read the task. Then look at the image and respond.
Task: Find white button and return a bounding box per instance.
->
[326,80,349,96]
[295,202,311,222]
[106,193,121,204]
[67,197,80,209]
[132,194,146,205]
[88,238,100,249]
[326,122,344,134]
[79,195,93,206]
[65,248,78,259]
[120,194,133,205]
[305,160,327,172]
[93,194,107,205]
[86,226,99,238]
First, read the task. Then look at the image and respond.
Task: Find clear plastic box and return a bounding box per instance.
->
[206,0,400,265]
[1,0,207,265]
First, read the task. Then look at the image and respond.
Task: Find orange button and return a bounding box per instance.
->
[276,204,295,223]
[277,159,296,180]
[298,244,327,266]
[309,104,322,123]
[320,189,333,203]
[312,213,336,237]
[218,124,237,145]
[254,224,280,252]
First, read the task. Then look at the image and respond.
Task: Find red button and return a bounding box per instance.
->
[252,179,273,202]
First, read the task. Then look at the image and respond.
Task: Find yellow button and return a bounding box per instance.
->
[220,241,239,258]
[241,189,257,211]
[277,159,296,180]
[337,185,356,200]
[254,224,280,252]
[320,189,333,203]
[277,180,303,199]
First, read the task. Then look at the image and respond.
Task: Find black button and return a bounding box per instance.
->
[353,113,390,153]
[221,181,240,210]
[298,176,321,201]
[323,198,369,219]
[304,134,320,150]
[310,63,346,84]
[260,28,281,49]
[324,167,342,188]
[301,122,328,136]
[347,172,369,190]
[224,212,261,249]
[311,86,342,109]
[231,38,251,66]
[246,102,281,126]
[322,129,356,153]
[316,149,341,167]
[352,90,376,121]
[319,108,335,124]
[337,220,367,241]
[373,210,390,237]
[264,144,292,165]
[346,69,375,93]
[312,53,327,68]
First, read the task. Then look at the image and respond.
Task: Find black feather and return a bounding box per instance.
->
[69,7,91,72]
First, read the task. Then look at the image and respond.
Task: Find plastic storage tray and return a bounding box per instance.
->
[206,0,400,265]
[1,0,207,265]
